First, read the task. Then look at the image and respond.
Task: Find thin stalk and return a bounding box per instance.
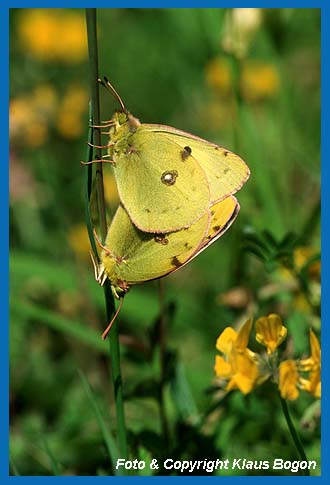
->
[85,8,128,462]
[279,395,309,476]
[85,9,107,240]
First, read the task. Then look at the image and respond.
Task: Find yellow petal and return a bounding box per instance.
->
[235,318,253,351]
[300,370,321,399]
[256,313,287,354]
[279,360,299,401]
[300,330,321,371]
[229,351,259,394]
[216,327,237,354]
[214,355,231,378]
[309,329,321,364]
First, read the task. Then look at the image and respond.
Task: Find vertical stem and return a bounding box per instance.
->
[85,8,128,462]
[279,395,309,476]
[85,8,107,239]
[104,284,128,459]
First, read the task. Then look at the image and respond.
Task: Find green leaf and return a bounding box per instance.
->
[169,360,199,424]
[41,435,61,476]
[78,370,121,475]
[12,301,107,354]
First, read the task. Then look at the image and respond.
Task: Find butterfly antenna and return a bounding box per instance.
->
[99,77,128,114]
[101,298,123,340]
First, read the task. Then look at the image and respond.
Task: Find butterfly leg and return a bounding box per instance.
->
[80,156,114,166]
[87,142,113,149]
[93,228,114,257]
[89,250,107,286]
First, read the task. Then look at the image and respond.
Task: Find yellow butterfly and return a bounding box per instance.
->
[103,80,249,234]
[94,196,239,302]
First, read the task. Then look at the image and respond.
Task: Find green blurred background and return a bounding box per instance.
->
[10,8,320,476]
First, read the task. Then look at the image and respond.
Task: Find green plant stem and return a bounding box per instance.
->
[279,395,309,476]
[85,8,128,462]
[85,9,107,240]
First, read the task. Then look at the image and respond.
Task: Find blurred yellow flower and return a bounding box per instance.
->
[56,85,89,138]
[68,223,91,260]
[299,330,321,398]
[10,82,89,146]
[32,84,58,114]
[293,246,320,280]
[222,8,262,58]
[18,9,87,63]
[215,319,260,394]
[10,84,57,147]
[205,57,232,96]
[278,245,320,313]
[256,313,287,354]
[279,360,299,401]
[240,60,280,102]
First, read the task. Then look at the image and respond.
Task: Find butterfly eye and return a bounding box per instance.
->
[181,146,192,160]
[161,170,178,186]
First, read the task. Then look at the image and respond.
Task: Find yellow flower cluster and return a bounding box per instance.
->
[10,83,89,147]
[10,84,57,147]
[214,314,321,400]
[18,9,87,63]
[206,57,280,102]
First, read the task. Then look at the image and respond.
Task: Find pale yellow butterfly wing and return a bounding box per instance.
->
[101,204,210,291]
[100,197,239,295]
[112,128,210,233]
[142,124,250,203]
[170,196,240,273]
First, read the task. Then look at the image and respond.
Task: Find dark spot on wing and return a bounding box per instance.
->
[181,146,192,160]
[210,210,215,216]
[224,151,229,156]
[144,208,151,213]
[161,170,178,186]
[184,242,193,250]
[154,235,169,245]
[223,168,229,174]
[213,225,221,232]
[171,256,181,268]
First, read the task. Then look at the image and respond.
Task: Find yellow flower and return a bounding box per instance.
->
[279,360,299,401]
[32,84,58,114]
[240,60,280,102]
[215,319,260,394]
[255,313,287,354]
[10,84,58,148]
[18,9,86,63]
[294,246,320,280]
[56,85,89,138]
[299,330,321,398]
[205,57,232,96]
